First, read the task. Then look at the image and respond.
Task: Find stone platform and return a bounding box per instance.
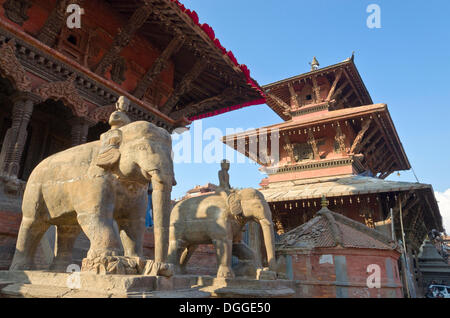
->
[0,271,296,298]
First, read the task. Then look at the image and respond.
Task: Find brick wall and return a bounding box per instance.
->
[281,248,403,298]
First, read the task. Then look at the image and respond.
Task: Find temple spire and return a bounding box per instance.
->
[310,56,320,71]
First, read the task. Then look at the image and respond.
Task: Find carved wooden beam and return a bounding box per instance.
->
[169,87,238,119]
[134,36,185,99]
[160,59,207,114]
[326,70,343,101]
[422,192,441,231]
[357,128,379,153]
[267,93,291,116]
[372,146,389,171]
[365,134,383,155]
[95,3,153,75]
[37,0,83,47]
[378,154,394,174]
[288,82,300,108]
[331,80,349,101]
[350,119,372,154]
[311,76,321,102]
[343,69,364,105]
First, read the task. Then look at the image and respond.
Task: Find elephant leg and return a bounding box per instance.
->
[117,218,145,258]
[213,239,235,279]
[151,178,172,264]
[76,211,121,259]
[179,245,198,274]
[10,217,50,270]
[167,239,188,274]
[50,225,81,272]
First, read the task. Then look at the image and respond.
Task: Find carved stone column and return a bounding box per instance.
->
[69,117,94,146]
[0,92,40,178]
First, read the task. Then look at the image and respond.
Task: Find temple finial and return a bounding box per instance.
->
[310,57,320,71]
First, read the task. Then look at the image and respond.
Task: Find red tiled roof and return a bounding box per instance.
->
[277,206,401,251]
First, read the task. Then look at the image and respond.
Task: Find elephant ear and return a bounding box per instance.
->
[96,129,122,170]
[227,191,243,216]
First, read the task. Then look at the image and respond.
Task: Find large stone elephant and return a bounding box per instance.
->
[168,188,276,279]
[10,120,175,272]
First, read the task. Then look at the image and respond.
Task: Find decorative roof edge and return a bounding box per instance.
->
[170,0,266,120]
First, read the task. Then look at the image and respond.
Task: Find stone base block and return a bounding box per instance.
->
[0,271,295,298]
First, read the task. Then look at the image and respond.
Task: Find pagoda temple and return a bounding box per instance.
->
[224,56,444,297]
[0,0,264,270]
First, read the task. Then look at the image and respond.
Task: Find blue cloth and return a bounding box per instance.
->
[145,195,153,228]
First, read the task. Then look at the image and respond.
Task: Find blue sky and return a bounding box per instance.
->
[171,0,450,202]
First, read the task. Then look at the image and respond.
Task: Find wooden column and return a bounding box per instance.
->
[0,93,40,177]
[69,117,94,146]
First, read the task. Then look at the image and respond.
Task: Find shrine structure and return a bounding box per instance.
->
[224,56,444,297]
[0,0,264,270]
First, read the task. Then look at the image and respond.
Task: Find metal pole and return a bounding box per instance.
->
[390,208,395,241]
[399,196,411,298]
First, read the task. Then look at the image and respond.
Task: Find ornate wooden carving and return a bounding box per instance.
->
[311,76,321,102]
[334,124,347,154]
[161,59,207,114]
[283,135,295,163]
[3,0,32,26]
[37,0,83,47]
[293,143,314,162]
[170,87,238,119]
[287,83,300,109]
[350,119,372,154]
[88,104,115,123]
[331,81,349,101]
[69,117,91,146]
[0,40,32,91]
[267,94,291,116]
[95,3,153,76]
[134,36,185,99]
[34,74,88,117]
[307,130,320,160]
[326,70,343,101]
[110,56,127,85]
[0,95,36,177]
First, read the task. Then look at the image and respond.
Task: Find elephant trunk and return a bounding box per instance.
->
[259,205,277,272]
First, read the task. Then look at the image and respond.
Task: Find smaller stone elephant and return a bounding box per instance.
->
[168,188,277,279]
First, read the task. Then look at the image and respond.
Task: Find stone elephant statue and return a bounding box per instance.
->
[10,120,175,273]
[168,188,276,279]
